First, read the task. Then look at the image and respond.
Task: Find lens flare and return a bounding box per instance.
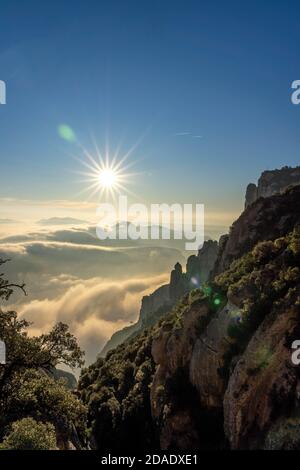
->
[58,124,76,143]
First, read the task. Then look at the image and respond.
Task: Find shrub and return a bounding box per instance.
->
[0,418,57,450]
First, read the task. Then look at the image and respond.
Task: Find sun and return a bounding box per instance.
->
[81,159,127,199]
[74,142,139,200]
[98,168,117,188]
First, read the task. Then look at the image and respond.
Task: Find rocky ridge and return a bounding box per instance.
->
[100,240,218,356]
[245,166,300,208]
[80,168,300,450]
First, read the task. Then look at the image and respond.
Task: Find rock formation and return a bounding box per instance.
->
[213,184,300,276]
[80,178,300,450]
[244,183,257,208]
[169,262,185,302]
[140,284,171,324]
[101,241,219,356]
[186,240,218,288]
[100,283,172,357]
[245,166,300,208]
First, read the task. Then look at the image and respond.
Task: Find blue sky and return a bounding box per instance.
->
[0,0,300,218]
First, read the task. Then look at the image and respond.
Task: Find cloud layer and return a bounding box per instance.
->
[0,224,180,366]
[18,274,168,365]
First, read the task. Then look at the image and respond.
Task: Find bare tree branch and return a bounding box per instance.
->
[3,283,27,296]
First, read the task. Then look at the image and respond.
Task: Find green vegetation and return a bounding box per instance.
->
[3,370,86,440]
[0,418,57,450]
[265,417,300,450]
[79,329,158,451]
[0,259,87,449]
[1,224,300,450]
[215,227,300,378]
[78,281,228,450]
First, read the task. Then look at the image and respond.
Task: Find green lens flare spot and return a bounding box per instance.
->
[58,124,76,143]
[202,285,212,296]
[213,297,221,306]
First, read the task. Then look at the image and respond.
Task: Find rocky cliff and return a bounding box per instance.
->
[100,283,172,357]
[79,186,300,450]
[79,175,300,450]
[213,184,300,276]
[149,222,300,449]
[245,166,300,208]
[186,239,218,288]
[168,240,219,302]
[100,240,218,356]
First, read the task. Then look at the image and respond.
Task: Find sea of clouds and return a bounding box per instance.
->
[0,221,185,366]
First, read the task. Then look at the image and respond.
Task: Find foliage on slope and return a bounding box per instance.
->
[78,287,224,450]
[80,226,300,450]
[78,329,158,450]
[0,418,57,450]
[214,226,300,378]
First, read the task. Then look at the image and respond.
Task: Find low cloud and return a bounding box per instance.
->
[0,224,182,366]
[37,217,89,226]
[0,239,183,286]
[18,274,168,365]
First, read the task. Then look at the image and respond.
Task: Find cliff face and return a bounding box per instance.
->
[245,166,300,208]
[79,176,300,450]
[101,240,218,356]
[168,240,219,300]
[223,298,299,449]
[197,239,219,281]
[149,225,300,449]
[83,220,300,449]
[140,284,171,324]
[150,292,225,449]
[185,240,218,288]
[213,185,300,276]
[169,262,185,302]
[100,284,171,357]
[99,321,140,358]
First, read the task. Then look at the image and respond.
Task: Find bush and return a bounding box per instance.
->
[2,369,87,441]
[0,418,57,450]
[265,417,300,450]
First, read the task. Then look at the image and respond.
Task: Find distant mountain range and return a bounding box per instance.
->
[0,219,18,224]
[37,217,89,225]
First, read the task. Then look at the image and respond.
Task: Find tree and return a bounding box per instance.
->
[0,258,26,301]
[2,369,87,438]
[0,259,87,449]
[0,258,84,395]
[0,311,84,398]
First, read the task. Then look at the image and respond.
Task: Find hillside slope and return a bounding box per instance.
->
[100,241,218,356]
[79,185,300,450]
